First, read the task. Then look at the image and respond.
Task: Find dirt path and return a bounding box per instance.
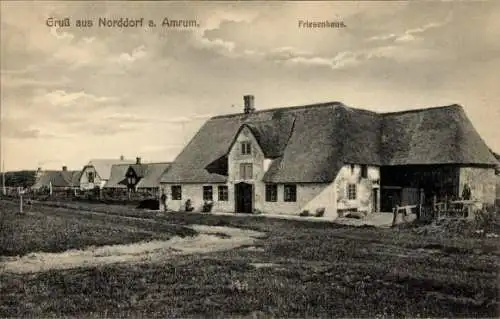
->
[1,225,264,274]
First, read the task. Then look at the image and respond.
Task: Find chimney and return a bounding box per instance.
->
[243,95,255,114]
[120,155,125,160]
[136,157,141,164]
[62,166,67,171]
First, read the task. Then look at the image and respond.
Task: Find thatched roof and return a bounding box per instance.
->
[104,162,171,189]
[381,105,497,166]
[32,170,81,189]
[103,164,131,189]
[84,158,134,181]
[161,102,497,184]
[129,164,146,178]
[136,163,171,188]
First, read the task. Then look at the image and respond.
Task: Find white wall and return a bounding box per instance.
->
[79,166,105,190]
[459,167,496,205]
[161,124,380,217]
[334,164,380,213]
[161,183,233,212]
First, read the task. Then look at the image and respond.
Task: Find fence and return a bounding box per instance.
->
[392,199,488,226]
[0,186,159,205]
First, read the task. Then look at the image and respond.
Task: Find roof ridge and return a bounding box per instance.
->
[210,102,462,120]
[211,101,345,119]
[381,104,462,116]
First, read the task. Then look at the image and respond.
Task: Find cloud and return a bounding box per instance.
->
[113,45,148,64]
[0,74,71,89]
[192,33,236,56]
[368,13,453,43]
[161,114,213,124]
[50,27,74,41]
[190,9,259,57]
[103,113,152,123]
[1,118,62,139]
[200,10,258,33]
[36,90,118,108]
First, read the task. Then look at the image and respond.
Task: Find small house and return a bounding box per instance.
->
[103,158,171,196]
[32,166,81,192]
[79,156,134,190]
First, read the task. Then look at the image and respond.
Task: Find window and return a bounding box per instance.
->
[347,184,357,200]
[239,163,253,180]
[218,185,228,201]
[361,165,368,178]
[241,141,251,155]
[171,185,182,200]
[265,184,278,202]
[88,172,94,183]
[203,186,213,201]
[127,176,136,186]
[284,184,296,202]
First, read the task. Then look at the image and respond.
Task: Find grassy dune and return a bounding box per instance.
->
[0,201,197,256]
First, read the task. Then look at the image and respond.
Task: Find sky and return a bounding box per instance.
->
[1,0,499,171]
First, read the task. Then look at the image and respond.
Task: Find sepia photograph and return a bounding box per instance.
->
[1,0,499,317]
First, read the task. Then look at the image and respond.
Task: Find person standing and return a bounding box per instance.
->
[160,191,167,212]
[462,184,472,200]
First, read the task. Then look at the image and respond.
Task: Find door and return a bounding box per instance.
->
[235,182,253,213]
[372,188,378,213]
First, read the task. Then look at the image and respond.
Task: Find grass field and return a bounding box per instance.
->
[1,200,499,318]
[0,201,197,256]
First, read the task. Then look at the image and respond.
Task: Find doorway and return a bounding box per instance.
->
[235,182,253,213]
[372,188,379,212]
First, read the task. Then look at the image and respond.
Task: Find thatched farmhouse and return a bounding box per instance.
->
[160,96,498,217]
[104,157,171,195]
[79,157,134,190]
[32,166,81,191]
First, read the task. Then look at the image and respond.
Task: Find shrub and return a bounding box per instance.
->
[136,199,159,210]
[474,208,498,235]
[299,210,310,217]
[315,207,325,217]
[345,211,364,219]
[184,199,194,212]
[202,201,213,213]
[253,208,263,215]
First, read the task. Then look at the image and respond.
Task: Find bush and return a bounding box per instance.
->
[315,207,325,217]
[137,199,159,210]
[184,199,194,212]
[202,201,213,213]
[345,211,364,219]
[299,210,310,217]
[474,208,498,235]
[253,209,263,215]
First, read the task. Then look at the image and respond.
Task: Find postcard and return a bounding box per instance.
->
[1,1,499,318]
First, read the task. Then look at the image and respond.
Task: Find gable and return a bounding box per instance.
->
[104,164,131,188]
[87,159,135,181]
[228,126,265,159]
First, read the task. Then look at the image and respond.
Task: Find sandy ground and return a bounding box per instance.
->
[207,211,399,227]
[1,225,264,274]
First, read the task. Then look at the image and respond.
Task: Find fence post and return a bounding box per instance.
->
[391,205,398,227]
[19,192,23,214]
